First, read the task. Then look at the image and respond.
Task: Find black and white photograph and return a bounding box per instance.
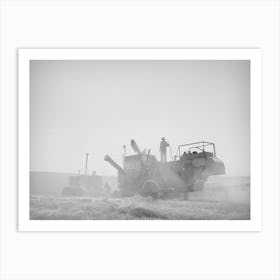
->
[28,54,251,221]
[2,1,279,279]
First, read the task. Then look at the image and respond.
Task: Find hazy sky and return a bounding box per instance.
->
[30,60,250,176]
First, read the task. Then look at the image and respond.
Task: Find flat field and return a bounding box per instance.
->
[30,176,250,220]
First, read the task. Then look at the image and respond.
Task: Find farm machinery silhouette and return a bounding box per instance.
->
[105,139,225,199]
[61,153,111,197]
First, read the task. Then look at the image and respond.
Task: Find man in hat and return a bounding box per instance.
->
[160,137,169,163]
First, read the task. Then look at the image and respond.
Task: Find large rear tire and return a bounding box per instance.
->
[140,180,160,200]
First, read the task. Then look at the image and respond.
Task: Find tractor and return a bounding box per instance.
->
[104,139,225,199]
[61,153,104,197]
[61,173,103,197]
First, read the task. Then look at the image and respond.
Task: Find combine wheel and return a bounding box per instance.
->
[140,180,160,200]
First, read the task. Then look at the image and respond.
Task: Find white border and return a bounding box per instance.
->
[18,49,262,232]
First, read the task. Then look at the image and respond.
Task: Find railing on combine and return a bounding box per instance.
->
[176,141,216,158]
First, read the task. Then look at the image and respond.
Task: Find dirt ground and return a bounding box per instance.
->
[30,176,250,220]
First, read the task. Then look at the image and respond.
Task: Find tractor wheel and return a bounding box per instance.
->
[140,180,160,200]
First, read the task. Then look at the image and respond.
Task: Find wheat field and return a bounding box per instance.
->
[30,176,250,220]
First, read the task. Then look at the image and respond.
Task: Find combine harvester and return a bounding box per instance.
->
[105,139,225,199]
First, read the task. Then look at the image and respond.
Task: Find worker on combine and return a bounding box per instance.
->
[160,137,170,163]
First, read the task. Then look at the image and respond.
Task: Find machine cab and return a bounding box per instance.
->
[177,141,225,176]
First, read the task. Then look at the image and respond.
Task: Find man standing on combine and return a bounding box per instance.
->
[160,137,170,163]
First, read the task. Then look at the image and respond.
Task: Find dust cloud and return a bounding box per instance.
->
[30,175,250,220]
[189,176,250,204]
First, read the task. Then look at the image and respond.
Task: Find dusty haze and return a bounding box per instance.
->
[30,60,250,176]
